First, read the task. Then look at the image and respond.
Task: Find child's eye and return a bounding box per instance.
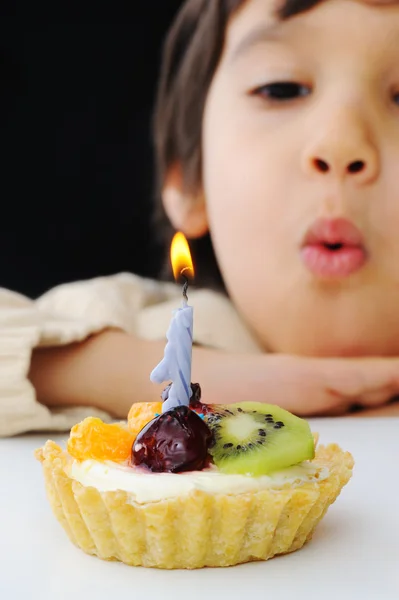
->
[252,82,311,102]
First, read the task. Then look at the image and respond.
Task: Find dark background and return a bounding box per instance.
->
[0,2,184,298]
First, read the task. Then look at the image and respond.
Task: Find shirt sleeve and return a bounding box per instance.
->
[0,273,170,437]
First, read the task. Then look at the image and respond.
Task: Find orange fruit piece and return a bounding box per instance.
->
[67,417,134,462]
[128,402,163,439]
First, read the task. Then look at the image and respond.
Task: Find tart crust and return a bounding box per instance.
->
[35,441,353,569]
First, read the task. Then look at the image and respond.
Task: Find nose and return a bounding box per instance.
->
[301,107,380,185]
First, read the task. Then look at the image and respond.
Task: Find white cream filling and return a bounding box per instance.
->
[69,459,329,505]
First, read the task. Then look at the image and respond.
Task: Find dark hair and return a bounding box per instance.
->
[153,0,322,288]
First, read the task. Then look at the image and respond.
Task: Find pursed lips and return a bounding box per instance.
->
[300,217,367,278]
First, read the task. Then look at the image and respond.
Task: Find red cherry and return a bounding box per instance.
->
[132,406,212,473]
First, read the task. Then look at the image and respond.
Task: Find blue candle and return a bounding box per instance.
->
[150,298,193,412]
[150,233,194,412]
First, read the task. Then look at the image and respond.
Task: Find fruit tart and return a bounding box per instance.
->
[35,384,354,569]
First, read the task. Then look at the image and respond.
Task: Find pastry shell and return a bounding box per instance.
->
[35,439,353,569]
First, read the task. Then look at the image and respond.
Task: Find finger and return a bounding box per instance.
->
[346,400,399,417]
[322,357,399,404]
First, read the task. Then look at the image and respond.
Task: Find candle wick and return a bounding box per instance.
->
[180,267,192,304]
[182,275,189,303]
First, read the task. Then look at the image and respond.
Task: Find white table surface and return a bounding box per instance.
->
[1,417,398,600]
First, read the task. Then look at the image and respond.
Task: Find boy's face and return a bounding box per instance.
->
[198,0,399,356]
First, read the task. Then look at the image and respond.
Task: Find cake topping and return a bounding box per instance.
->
[67,417,135,463]
[132,405,212,473]
[127,402,163,439]
[205,402,315,476]
[66,384,315,478]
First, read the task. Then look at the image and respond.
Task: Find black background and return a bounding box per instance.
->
[0,2,184,297]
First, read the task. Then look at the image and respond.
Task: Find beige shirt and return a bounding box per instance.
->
[0,273,261,437]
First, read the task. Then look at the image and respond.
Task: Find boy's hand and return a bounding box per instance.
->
[266,355,399,416]
[346,399,399,417]
[195,351,399,417]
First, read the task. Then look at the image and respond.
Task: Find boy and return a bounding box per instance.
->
[2,0,399,436]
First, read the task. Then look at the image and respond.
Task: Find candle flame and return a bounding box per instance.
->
[171,232,194,282]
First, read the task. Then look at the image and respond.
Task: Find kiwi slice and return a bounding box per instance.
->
[206,402,315,476]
